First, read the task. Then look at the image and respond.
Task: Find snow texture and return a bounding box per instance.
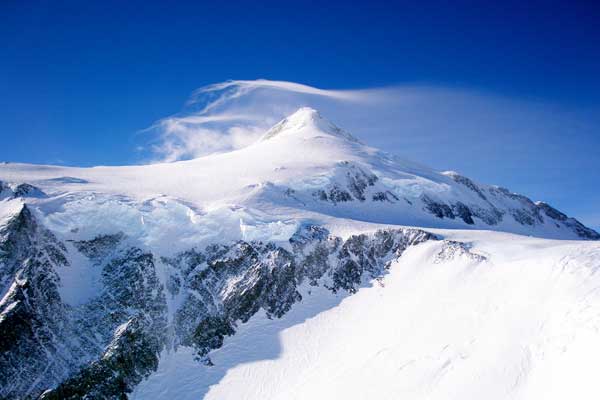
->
[0,107,599,399]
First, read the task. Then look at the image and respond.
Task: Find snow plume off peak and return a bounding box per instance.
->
[146,80,369,161]
[143,77,600,219]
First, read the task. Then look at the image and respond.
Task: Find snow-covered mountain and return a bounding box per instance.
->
[0,107,595,244]
[0,108,599,399]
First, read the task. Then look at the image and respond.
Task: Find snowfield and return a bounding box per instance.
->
[132,231,600,400]
[1,107,599,399]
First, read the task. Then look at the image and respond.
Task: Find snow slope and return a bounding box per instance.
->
[133,230,600,400]
[1,107,599,399]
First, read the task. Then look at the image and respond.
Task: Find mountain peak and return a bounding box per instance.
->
[261,107,359,143]
[286,106,321,123]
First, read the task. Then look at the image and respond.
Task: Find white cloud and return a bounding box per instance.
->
[150,124,266,163]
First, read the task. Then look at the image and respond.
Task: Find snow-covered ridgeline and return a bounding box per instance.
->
[0,107,597,245]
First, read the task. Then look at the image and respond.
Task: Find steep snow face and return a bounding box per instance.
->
[132,232,600,400]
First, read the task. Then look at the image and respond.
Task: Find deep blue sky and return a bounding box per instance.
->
[1,0,599,227]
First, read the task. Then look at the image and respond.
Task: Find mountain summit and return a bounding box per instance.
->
[261,107,360,143]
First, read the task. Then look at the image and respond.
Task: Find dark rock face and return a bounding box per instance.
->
[417,178,598,238]
[433,240,488,264]
[72,232,125,259]
[421,175,506,226]
[510,208,539,226]
[0,207,168,399]
[312,162,378,204]
[42,244,169,399]
[40,318,161,400]
[372,191,399,202]
[536,202,600,240]
[192,315,236,365]
[13,183,46,198]
[0,206,77,399]
[345,163,378,201]
[452,202,475,225]
[315,186,353,204]
[445,172,488,201]
[469,205,503,225]
[302,165,597,240]
[421,195,455,219]
[569,223,600,240]
[0,205,438,399]
[167,226,436,365]
[0,182,46,199]
[536,202,568,221]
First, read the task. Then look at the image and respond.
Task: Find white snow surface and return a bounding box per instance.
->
[132,230,600,400]
[2,107,599,398]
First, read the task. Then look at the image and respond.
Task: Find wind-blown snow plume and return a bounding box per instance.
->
[147,79,369,161]
[145,80,600,188]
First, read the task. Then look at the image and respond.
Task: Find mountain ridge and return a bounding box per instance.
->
[0,108,597,241]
